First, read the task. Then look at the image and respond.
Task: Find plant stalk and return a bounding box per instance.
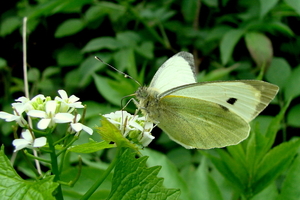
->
[47,133,64,200]
[80,148,121,200]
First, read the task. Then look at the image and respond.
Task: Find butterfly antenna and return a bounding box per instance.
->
[95,56,141,86]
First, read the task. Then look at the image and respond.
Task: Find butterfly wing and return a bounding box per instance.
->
[161,80,279,123]
[149,52,197,93]
[156,95,250,149]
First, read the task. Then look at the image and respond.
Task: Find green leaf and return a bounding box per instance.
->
[259,0,279,18]
[277,149,300,200]
[0,16,20,36]
[97,116,138,150]
[181,0,199,23]
[113,48,137,77]
[254,138,300,195]
[267,21,294,36]
[265,57,291,88]
[202,150,245,194]
[135,41,154,59]
[116,31,141,48]
[56,44,83,66]
[260,101,290,158]
[226,144,247,168]
[85,5,106,23]
[0,57,7,69]
[27,0,93,19]
[68,140,115,153]
[245,32,273,67]
[61,166,112,200]
[198,64,238,82]
[27,68,41,82]
[216,148,248,190]
[42,66,60,79]
[77,54,108,88]
[55,19,85,38]
[283,65,300,101]
[82,37,119,53]
[284,0,300,16]
[190,156,223,200]
[287,104,300,127]
[83,100,117,119]
[93,74,122,106]
[92,73,135,106]
[252,182,278,200]
[220,29,245,65]
[141,149,192,200]
[107,148,180,200]
[51,0,94,13]
[0,146,59,199]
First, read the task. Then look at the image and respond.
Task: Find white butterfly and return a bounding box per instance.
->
[135,52,279,149]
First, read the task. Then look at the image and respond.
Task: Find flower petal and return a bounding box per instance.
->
[54,113,74,123]
[33,137,47,147]
[82,125,93,135]
[12,139,31,152]
[45,101,57,115]
[27,110,47,118]
[69,102,84,108]
[58,90,68,99]
[31,94,45,101]
[138,132,155,147]
[128,120,143,131]
[21,130,33,142]
[74,114,81,122]
[15,96,29,103]
[71,123,82,132]
[37,118,52,129]
[0,112,19,122]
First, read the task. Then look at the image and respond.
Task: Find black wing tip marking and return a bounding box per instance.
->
[176,51,197,79]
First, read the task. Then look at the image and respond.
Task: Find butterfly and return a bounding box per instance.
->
[135,51,279,149]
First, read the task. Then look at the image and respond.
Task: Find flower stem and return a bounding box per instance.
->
[47,133,64,200]
[24,150,51,163]
[56,135,78,157]
[80,148,121,200]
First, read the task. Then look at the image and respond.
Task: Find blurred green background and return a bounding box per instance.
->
[1,0,300,199]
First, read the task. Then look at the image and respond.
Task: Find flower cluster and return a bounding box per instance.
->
[0,90,93,152]
[103,111,155,147]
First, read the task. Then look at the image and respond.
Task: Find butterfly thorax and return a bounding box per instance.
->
[135,86,161,122]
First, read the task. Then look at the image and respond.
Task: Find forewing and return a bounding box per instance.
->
[149,52,197,93]
[163,80,279,122]
[157,95,249,149]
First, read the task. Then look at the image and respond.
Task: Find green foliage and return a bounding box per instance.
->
[0,146,59,199]
[1,0,300,199]
[107,148,180,200]
[61,166,112,200]
[245,32,273,67]
[67,139,115,153]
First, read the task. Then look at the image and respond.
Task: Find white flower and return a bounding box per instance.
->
[0,110,27,127]
[70,114,93,135]
[12,96,32,114]
[104,111,154,147]
[138,131,155,147]
[12,130,46,152]
[27,100,74,129]
[0,96,33,127]
[55,90,84,112]
[27,94,46,111]
[104,111,137,136]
